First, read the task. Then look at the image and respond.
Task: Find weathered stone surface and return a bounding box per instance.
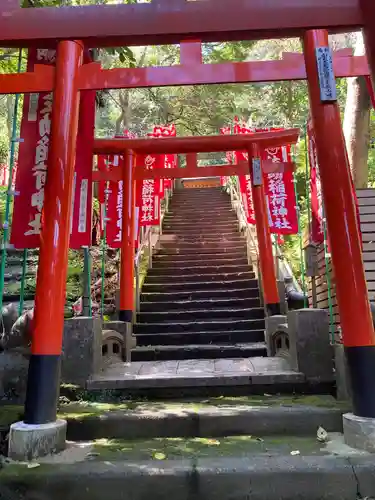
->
[343,412,375,452]
[105,320,136,361]
[0,351,29,402]
[8,419,67,461]
[0,303,19,347]
[66,404,346,442]
[2,308,33,353]
[264,315,287,356]
[334,344,352,402]
[197,456,357,500]
[277,280,287,315]
[61,317,102,386]
[287,309,333,383]
[348,456,375,498]
[0,456,370,500]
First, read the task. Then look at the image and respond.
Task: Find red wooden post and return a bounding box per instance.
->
[24,40,83,424]
[303,29,375,418]
[119,150,136,323]
[249,146,280,315]
[359,0,375,87]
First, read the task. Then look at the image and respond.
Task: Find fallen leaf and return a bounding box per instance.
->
[27,463,40,468]
[317,426,329,443]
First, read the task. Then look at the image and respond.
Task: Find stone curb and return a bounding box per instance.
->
[66,405,347,441]
[1,456,374,500]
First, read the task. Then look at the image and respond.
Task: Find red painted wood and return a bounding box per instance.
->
[93,130,300,156]
[0,53,369,95]
[0,0,360,48]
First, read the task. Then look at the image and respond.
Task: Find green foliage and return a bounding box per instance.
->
[0,23,367,291]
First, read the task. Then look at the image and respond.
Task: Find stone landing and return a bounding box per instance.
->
[87,357,305,393]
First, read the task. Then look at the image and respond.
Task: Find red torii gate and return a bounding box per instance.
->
[1,0,375,440]
[94,129,300,323]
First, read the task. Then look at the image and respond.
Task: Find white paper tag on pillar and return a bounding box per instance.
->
[315,46,337,102]
[252,158,262,186]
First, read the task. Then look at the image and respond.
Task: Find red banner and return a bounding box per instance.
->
[147,124,177,196]
[307,118,362,249]
[69,85,96,249]
[262,137,298,235]
[233,123,298,235]
[264,170,298,235]
[0,162,17,188]
[136,179,160,226]
[307,119,324,244]
[239,175,256,224]
[164,154,176,189]
[105,154,123,249]
[11,48,94,249]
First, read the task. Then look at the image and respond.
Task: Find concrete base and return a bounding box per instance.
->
[105,321,137,362]
[265,315,287,356]
[334,343,352,402]
[343,412,375,453]
[62,317,102,386]
[8,419,67,461]
[2,456,375,500]
[288,309,333,384]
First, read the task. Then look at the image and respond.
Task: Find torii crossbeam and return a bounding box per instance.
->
[0,0,361,48]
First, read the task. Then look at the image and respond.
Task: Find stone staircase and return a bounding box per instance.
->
[2,248,37,309]
[132,187,267,362]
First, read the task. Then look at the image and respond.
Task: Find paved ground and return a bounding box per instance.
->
[88,357,305,390]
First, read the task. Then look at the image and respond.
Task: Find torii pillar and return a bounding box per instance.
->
[250,145,280,316]
[303,29,375,422]
[359,0,375,87]
[8,40,83,460]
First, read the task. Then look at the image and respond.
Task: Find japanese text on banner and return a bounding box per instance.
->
[11,48,94,249]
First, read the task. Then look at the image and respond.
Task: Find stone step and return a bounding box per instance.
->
[168,210,233,218]
[161,235,244,244]
[142,278,258,293]
[6,454,372,500]
[162,229,240,238]
[169,207,231,214]
[152,255,249,267]
[145,271,255,284]
[137,307,264,324]
[5,248,38,257]
[131,342,267,361]
[171,190,225,199]
[171,198,230,205]
[2,293,34,304]
[88,357,306,395]
[161,238,244,247]
[3,271,34,282]
[139,296,261,312]
[135,329,265,345]
[141,287,260,303]
[163,216,238,224]
[162,219,238,228]
[64,396,347,442]
[149,264,252,276]
[158,245,247,255]
[134,317,265,334]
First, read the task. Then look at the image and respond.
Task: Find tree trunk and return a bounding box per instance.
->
[343,33,371,188]
[115,90,130,136]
